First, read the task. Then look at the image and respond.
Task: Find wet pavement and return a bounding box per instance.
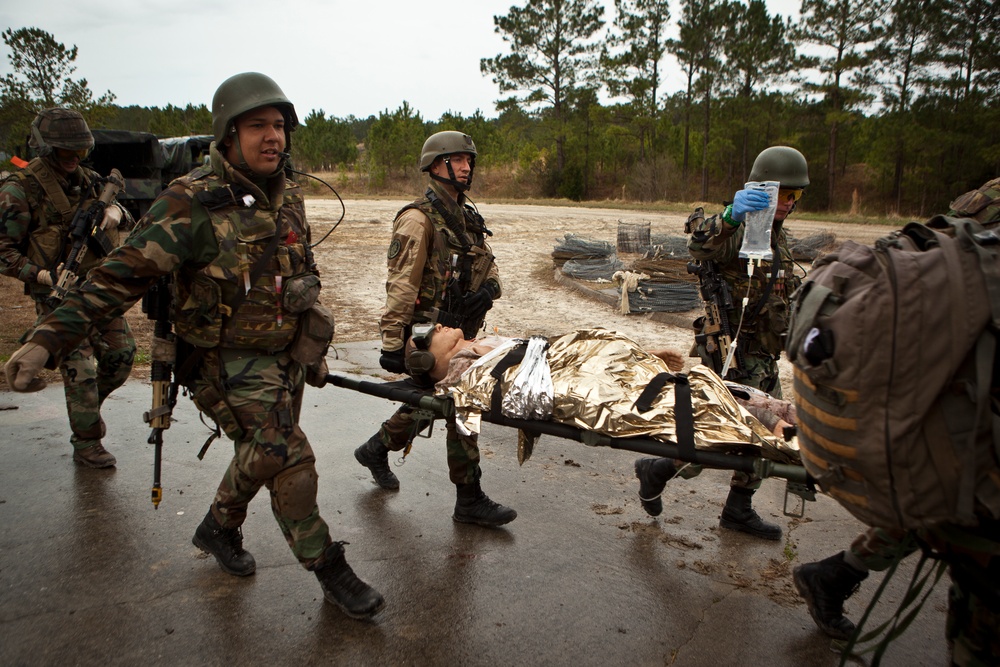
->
[0,341,949,666]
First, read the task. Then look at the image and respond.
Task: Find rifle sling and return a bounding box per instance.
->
[24,157,83,224]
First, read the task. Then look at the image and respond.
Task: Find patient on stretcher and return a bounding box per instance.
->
[404,325,799,465]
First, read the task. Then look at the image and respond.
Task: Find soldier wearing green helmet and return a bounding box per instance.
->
[353,129,516,528]
[634,146,809,543]
[0,107,135,468]
[3,74,384,620]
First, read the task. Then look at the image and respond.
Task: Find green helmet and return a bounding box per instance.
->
[211,72,299,145]
[419,131,477,171]
[749,146,809,189]
[29,108,94,157]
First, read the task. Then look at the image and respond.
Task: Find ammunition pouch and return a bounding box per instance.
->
[466,244,496,294]
[191,381,245,442]
[290,302,335,368]
[282,273,321,314]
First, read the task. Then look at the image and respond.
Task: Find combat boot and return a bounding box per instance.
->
[192,510,256,577]
[634,457,677,517]
[793,551,868,640]
[719,487,783,540]
[73,444,116,469]
[354,434,400,490]
[313,541,385,619]
[454,482,517,527]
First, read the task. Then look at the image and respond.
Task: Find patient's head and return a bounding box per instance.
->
[405,324,470,383]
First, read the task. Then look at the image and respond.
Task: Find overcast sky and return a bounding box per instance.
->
[1,0,802,122]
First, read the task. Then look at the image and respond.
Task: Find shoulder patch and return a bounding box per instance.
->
[387,238,402,259]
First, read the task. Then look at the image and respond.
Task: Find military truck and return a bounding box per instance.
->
[86,131,213,221]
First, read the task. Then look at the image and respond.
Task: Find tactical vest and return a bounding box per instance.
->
[10,158,112,296]
[172,166,315,352]
[397,194,494,323]
[717,228,799,357]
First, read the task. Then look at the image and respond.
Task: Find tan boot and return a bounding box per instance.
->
[73,444,117,468]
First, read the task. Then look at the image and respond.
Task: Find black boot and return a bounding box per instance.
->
[634,457,676,517]
[192,510,256,576]
[793,551,868,640]
[354,434,400,490]
[313,541,385,619]
[719,487,783,540]
[453,482,517,527]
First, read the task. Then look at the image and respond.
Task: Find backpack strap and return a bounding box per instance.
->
[23,157,82,224]
[952,218,1000,517]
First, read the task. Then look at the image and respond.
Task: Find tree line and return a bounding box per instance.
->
[2,0,998,217]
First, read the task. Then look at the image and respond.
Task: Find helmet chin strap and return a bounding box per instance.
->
[430,156,474,193]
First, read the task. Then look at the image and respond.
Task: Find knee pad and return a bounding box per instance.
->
[272,461,318,521]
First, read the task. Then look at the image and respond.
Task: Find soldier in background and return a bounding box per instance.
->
[353,130,516,527]
[793,177,1000,664]
[0,108,135,468]
[634,146,810,541]
[4,73,384,619]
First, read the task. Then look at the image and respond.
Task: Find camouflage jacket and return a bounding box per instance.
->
[27,144,316,365]
[0,157,128,299]
[687,211,799,357]
[949,177,1000,226]
[378,181,500,352]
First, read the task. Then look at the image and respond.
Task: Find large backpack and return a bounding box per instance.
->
[787,216,1000,530]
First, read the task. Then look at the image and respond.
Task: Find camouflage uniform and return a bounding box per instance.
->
[24,144,333,565]
[687,214,799,398]
[376,180,500,484]
[0,156,135,454]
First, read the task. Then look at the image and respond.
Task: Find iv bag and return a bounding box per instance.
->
[738,180,779,261]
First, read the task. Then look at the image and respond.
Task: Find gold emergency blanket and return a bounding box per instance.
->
[444,328,800,464]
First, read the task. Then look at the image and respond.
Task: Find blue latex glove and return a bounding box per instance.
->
[730,189,771,222]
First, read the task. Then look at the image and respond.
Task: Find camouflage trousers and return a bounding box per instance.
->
[32,300,135,451]
[191,348,330,566]
[692,339,782,399]
[848,526,916,572]
[377,405,481,485]
[945,566,1000,667]
[847,526,999,665]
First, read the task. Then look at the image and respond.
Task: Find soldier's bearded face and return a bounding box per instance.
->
[227,106,286,176]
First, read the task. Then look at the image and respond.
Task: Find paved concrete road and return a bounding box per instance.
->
[0,342,949,666]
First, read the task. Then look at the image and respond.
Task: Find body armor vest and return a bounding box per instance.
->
[398,194,494,323]
[172,166,314,352]
[11,158,112,296]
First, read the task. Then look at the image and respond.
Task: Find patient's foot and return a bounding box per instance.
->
[635,458,675,517]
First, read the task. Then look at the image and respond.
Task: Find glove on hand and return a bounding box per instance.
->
[5,342,50,392]
[463,282,498,320]
[35,266,58,287]
[379,348,407,374]
[101,205,123,231]
[731,189,771,222]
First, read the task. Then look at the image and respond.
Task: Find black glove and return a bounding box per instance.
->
[379,348,407,374]
[463,282,498,321]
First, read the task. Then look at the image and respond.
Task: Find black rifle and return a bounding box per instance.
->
[687,259,746,379]
[141,276,179,509]
[49,169,125,304]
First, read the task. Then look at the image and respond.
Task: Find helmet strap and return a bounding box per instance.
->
[429,155,474,193]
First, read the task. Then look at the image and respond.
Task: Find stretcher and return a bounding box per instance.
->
[324,372,817,517]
